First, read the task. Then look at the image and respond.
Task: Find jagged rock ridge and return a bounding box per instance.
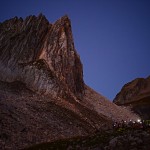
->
[0,14,139,149]
[113,76,150,119]
[0,14,84,98]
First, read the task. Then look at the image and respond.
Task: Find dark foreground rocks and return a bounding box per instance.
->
[25,128,150,150]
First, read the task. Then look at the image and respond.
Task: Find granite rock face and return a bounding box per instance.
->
[0,14,84,98]
[113,76,150,119]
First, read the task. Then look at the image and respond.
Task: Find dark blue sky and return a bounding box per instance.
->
[0,0,150,100]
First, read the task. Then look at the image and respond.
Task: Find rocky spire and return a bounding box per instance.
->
[38,15,84,97]
[0,14,84,98]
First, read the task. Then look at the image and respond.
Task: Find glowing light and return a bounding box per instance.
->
[137,119,141,122]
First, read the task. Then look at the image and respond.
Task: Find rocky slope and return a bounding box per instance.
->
[0,14,139,149]
[113,76,150,119]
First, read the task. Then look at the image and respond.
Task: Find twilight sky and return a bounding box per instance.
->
[0,0,150,100]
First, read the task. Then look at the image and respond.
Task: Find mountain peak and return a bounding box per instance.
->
[0,14,140,149]
[55,15,70,23]
[0,14,84,98]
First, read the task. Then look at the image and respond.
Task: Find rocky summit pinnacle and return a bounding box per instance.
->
[0,14,139,149]
[0,14,84,99]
